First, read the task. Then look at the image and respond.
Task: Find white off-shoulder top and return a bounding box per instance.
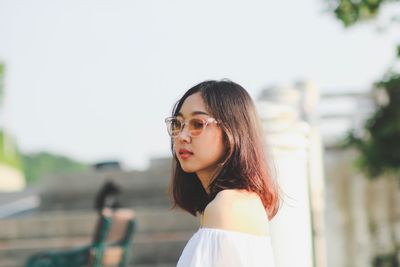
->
[177,227,275,267]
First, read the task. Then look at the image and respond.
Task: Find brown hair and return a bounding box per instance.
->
[168,80,281,220]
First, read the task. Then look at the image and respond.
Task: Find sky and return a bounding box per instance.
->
[0,0,399,170]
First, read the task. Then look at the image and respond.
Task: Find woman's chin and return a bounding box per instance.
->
[179,162,197,173]
[181,166,196,173]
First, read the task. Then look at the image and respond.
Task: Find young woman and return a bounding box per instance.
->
[165,80,281,266]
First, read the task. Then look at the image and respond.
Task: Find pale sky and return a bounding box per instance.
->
[0,0,399,169]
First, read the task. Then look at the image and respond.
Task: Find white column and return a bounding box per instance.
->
[257,85,314,267]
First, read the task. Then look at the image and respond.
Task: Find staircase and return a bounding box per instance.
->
[0,208,198,267]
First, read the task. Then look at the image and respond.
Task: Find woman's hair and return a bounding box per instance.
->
[169,80,281,220]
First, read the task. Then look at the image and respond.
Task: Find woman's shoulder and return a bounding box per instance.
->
[201,189,270,235]
[211,188,264,207]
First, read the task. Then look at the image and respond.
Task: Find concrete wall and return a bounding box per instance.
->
[324,147,400,267]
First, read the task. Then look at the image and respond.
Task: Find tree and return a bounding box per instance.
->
[0,63,4,103]
[21,152,90,184]
[327,4,400,267]
[0,63,23,173]
[326,0,400,180]
[0,63,90,184]
[327,0,400,27]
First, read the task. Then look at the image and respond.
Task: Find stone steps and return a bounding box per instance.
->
[0,208,197,239]
[0,208,198,267]
[0,232,191,267]
[0,231,193,249]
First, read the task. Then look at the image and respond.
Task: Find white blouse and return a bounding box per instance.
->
[177,227,275,267]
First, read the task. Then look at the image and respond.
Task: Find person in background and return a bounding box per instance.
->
[94,180,121,214]
[165,80,281,267]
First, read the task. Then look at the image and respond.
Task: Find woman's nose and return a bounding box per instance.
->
[177,125,191,143]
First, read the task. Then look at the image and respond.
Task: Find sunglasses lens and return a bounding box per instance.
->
[189,119,205,136]
[166,117,208,137]
[167,118,182,137]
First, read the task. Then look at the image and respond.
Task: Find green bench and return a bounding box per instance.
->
[26,208,137,267]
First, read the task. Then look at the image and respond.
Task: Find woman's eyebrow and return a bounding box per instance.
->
[177,111,209,117]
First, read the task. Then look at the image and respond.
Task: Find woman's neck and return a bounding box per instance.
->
[196,171,210,194]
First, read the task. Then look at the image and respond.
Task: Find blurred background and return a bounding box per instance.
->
[0,0,399,266]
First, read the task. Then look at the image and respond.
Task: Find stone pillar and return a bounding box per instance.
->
[297,81,328,267]
[257,85,314,267]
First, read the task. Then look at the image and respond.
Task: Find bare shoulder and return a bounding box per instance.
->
[201,189,270,235]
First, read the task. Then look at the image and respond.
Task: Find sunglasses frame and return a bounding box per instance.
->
[165,116,219,137]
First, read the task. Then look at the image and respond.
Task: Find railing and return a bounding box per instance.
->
[318,90,375,147]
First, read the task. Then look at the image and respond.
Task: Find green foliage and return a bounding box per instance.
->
[0,62,90,184]
[0,132,91,183]
[342,73,400,179]
[0,62,4,103]
[327,0,399,27]
[372,252,399,267]
[0,130,22,171]
[21,151,90,184]
[327,0,400,180]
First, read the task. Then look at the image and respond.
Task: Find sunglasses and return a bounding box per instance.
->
[165,116,219,137]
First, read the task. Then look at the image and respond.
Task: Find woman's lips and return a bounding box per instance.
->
[179,153,192,160]
[179,149,193,160]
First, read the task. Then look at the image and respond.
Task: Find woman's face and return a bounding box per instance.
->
[174,92,225,178]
